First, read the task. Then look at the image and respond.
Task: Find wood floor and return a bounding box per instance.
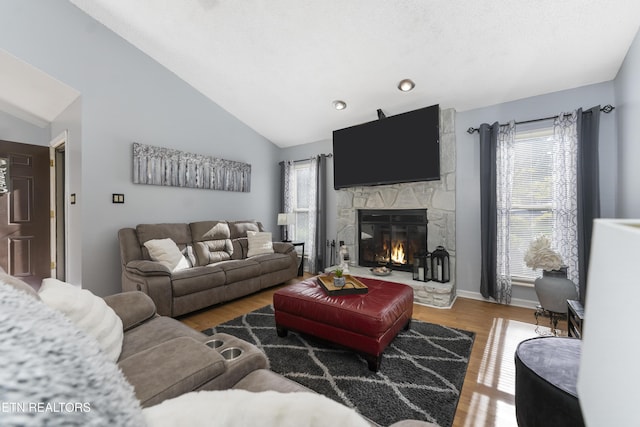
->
[180,274,564,427]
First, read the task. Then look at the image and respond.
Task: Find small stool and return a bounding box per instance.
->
[515,337,585,427]
[273,276,413,371]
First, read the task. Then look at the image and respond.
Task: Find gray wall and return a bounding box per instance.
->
[614,28,640,218]
[0,0,281,296]
[456,82,618,305]
[0,110,50,146]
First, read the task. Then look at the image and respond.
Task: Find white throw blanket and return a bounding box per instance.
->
[0,281,144,427]
[143,389,370,427]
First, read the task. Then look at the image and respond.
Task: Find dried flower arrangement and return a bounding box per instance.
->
[524,235,564,271]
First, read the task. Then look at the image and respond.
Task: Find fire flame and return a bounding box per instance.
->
[391,241,406,264]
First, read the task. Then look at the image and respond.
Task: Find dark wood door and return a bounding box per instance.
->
[0,140,50,286]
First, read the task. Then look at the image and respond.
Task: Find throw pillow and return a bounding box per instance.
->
[38,278,124,363]
[142,389,370,427]
[0,282,144,426]
[246,231,274,257]
[144,238,191,272]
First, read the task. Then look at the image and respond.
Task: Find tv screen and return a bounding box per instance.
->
[332,104,440,190]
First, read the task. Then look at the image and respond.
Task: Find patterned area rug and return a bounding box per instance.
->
[203,305,474,427]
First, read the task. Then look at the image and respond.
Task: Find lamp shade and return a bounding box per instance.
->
[277,213,294,226]
[578,219,640,427]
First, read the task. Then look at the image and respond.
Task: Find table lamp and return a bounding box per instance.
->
[277,213,294,242]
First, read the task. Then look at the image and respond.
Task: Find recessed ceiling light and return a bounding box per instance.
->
[398,79,415,92]
[333,100,347,110]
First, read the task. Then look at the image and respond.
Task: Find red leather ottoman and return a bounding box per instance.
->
[273,276,414,371]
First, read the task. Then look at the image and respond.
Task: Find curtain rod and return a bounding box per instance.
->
[279,153,333,165]
[466,104,615,135]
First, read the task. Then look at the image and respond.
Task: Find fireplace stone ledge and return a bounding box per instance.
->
[326,265,455,309]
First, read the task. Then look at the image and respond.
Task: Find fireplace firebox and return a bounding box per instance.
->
[358,209,428,272]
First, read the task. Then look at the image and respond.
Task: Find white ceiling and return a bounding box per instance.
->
[4,1,640,146]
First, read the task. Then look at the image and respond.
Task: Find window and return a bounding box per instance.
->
[290,160,311,244]
[509,124,554,282]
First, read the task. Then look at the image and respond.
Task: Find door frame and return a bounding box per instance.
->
[49,130,69,280]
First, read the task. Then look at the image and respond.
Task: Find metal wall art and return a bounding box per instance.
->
[132,143,251,192]
[0,158,8,194]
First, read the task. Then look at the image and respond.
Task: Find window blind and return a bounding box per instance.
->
[509,127,555,281]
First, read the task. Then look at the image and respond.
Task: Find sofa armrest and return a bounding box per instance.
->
[119,336,226,407]
[103,291,157,331]
[125,260,171,276]
[272,241,294,254]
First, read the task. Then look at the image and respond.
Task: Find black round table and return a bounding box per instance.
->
[514,336,585,427]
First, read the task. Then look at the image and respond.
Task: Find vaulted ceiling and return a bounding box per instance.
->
[3,1,640,147]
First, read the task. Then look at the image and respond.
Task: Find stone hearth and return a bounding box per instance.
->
[336,108,456,307]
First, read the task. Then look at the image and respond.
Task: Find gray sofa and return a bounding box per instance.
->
[118,220,298,317]
[1,273,433,427]
[103,290,301,406]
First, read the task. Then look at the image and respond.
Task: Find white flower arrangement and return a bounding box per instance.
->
[524,235,564,271]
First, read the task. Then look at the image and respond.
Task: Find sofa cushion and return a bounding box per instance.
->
[251,253,294,274]
[214,259,261,283]
[190,221,234,266]
[104,291,158,332]
[119,315,209,360]
[231,238,248,259]
[194,239,233,265]
[247,231,274,257]
[144,238,191,272]
[228,220,262,239]
[39,278,124,363]
[118,336,226,407]
[171,265,226,297]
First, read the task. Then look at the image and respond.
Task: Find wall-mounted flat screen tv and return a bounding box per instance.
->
[332,104,439,190]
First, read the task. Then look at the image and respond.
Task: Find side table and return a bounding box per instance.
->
[567,300,584,339]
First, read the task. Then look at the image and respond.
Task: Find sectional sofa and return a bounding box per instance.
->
[0,271,435,426]
[118,220,299,317]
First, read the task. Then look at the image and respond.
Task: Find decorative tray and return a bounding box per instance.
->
[317,274,368,295]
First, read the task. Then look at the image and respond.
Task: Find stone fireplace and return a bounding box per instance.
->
[336,108,456,307]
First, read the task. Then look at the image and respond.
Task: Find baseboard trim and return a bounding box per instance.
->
[456,290,539,310]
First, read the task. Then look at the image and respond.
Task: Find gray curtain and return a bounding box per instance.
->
[314,155,328,273]
[279,156,328,274]
[479,122,499,299]
[279,162,285,240]
[576,106,601,304]
[278,161,290,241]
